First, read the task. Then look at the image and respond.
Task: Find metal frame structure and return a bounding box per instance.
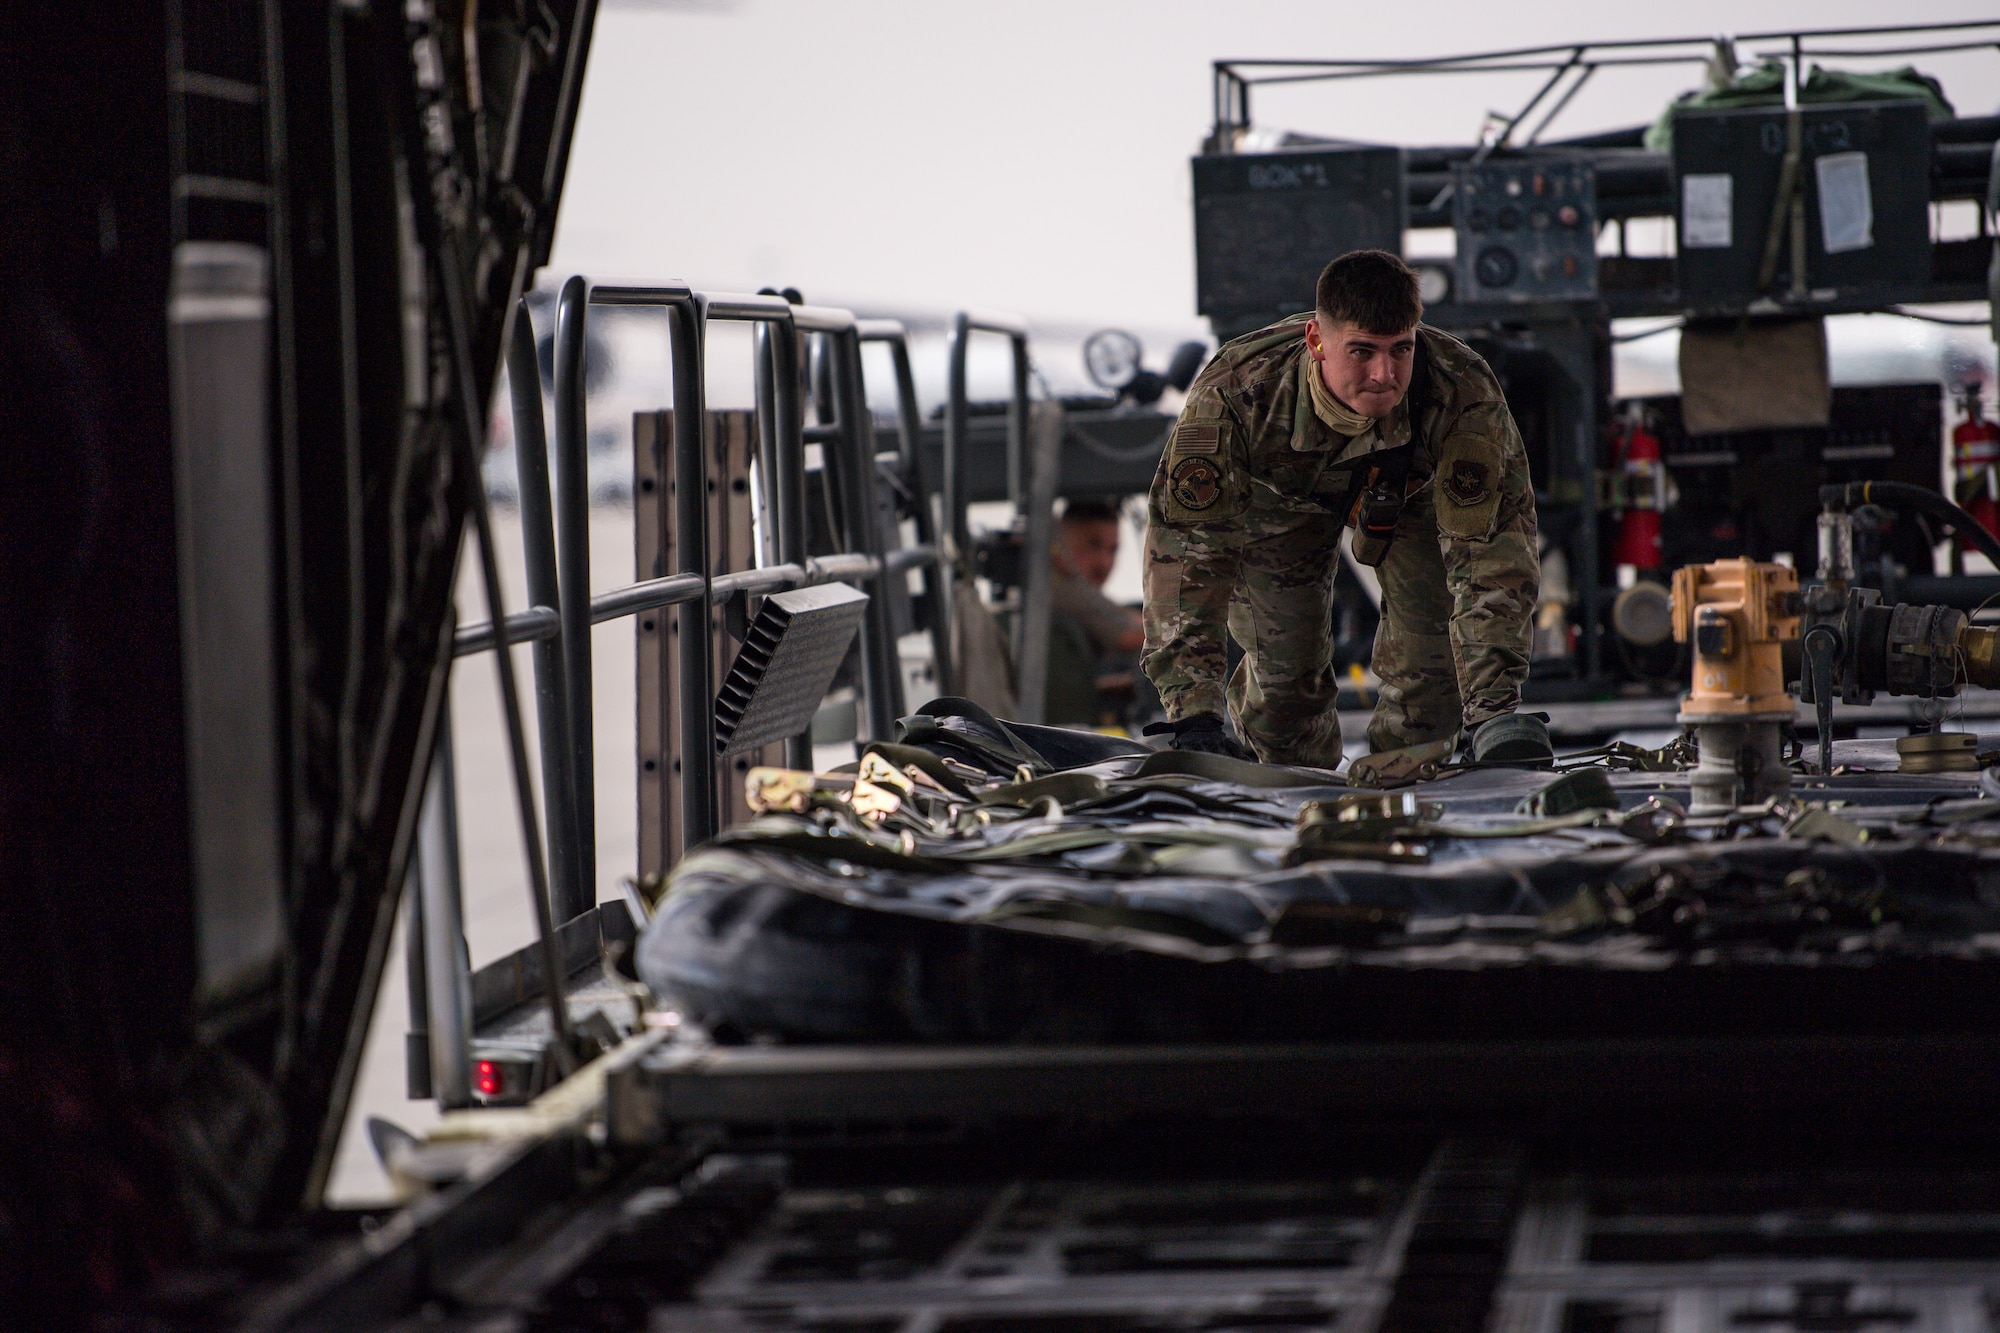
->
[1211,21,2000,154]
[795,304,912,743]
[1207,20,2000,324]
[403,282,979,1107]
[860,318,958,699]
[943,310,1060,723]
[942,312,1030,557]
[253,1025,2000,1331]
[603,1034,2000,1144]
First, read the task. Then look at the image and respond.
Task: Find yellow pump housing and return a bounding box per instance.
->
[1672,558,1801,722]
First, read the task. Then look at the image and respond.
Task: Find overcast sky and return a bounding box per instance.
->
[548,1,1997,335]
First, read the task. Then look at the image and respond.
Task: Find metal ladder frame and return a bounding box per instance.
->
[403,282,1008,1107]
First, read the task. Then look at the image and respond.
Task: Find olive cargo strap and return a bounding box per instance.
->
[894,695,1056,777]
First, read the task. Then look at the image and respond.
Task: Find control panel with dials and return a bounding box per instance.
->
[1452,155,1598,303]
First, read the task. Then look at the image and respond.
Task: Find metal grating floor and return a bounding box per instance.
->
[508,1145,2000,1333]
[532,1161,1411,1333]
[1493,1169,2000,1333]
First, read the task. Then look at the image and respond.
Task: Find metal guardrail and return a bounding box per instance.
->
[942,311,1055,723]
[410,280,1007,1107]
[860,318,957,698]
[451,605,559,656]
[754,298,907,749]
[942,311,1028,557]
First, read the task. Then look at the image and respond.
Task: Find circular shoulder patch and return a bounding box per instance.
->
[1169,456,1223,512]
[1441,457,1491,508]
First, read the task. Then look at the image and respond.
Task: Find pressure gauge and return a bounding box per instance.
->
[1415,264,1451,305]
[1083,329,1143,391]
[1474,245,1519,289]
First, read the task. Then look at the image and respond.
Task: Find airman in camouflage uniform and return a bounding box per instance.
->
[1141,257,1539,770]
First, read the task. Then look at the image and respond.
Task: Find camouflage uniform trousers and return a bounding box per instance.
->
[1366,483,1469,757]
[1217,515,1346,767]
[1212,490,1507,769]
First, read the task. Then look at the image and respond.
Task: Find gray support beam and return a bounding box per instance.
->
[416,714,472,1109]
[508,300,586,928]
[669,298,718,846]
[552,276,597,918]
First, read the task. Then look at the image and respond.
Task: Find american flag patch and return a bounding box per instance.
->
[1172,422,1221,456]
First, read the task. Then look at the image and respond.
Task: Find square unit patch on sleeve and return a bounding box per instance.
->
[1435,435,1503,540]
[1172,422,1221,456]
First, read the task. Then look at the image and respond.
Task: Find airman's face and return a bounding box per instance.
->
[1060,519,1120,587]
[1307,318,1416,419]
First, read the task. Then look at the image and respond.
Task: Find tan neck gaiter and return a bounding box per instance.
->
[1303,351,1379,438]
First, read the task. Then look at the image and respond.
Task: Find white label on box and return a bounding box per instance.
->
[1681,173,1733,249]
[1815,151,1874,254]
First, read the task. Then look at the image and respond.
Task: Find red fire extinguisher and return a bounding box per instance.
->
[1953,383,2000,556]
[1612,408,1665,571]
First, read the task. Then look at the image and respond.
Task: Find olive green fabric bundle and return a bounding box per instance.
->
[1644,61,1953,153]
[636,700,2000,1043]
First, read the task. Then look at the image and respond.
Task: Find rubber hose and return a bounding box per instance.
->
[1820,481,2000,573]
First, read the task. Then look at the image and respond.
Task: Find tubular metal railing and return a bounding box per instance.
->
[550,280,599,926]
[942,311,1054,723]
[1209,21,2000,151]
[405,281,1005,1107]
[516,302,589,928]
[942,311,1028,558]
[859,318,957,699]
[753,299,908,748]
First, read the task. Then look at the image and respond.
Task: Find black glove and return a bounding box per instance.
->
[1143,712,1254,761]
[1466,711,1554,767]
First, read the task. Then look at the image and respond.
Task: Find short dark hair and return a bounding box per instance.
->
[1060,498,1120,525]
[1314,249,1422,334]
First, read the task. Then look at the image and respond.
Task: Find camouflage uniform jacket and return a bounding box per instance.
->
[1141,314,1539,766]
